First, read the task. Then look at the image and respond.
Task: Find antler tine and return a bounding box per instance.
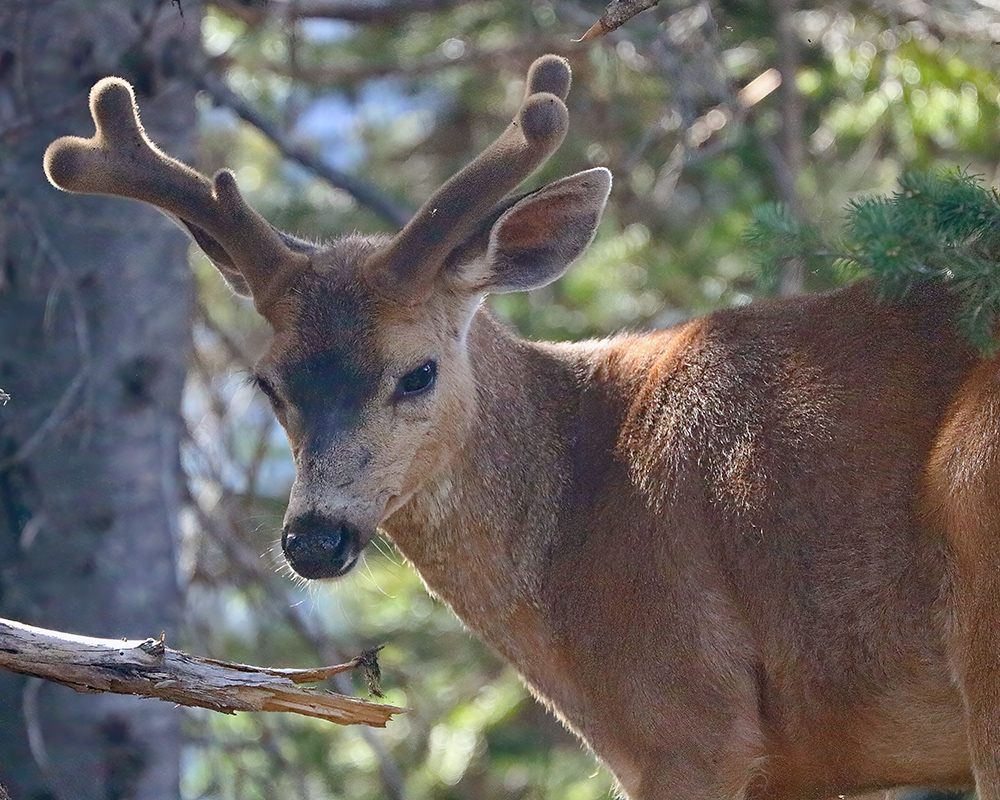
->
[364,54,572,303]
[44,77,309,312]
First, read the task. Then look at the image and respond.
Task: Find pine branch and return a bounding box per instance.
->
[745,202,843,293]
[748,169,1000,352]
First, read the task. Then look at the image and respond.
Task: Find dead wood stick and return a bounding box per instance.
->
[577,0,661,40]
[0,618,404,727]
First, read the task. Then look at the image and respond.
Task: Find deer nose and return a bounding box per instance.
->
[281,513,360,579]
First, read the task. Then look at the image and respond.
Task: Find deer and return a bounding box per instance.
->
[42,54,1000,800]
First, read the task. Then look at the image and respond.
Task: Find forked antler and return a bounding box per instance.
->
[45,56,573,310]
[364,54,573,303]
[43,78,309,313]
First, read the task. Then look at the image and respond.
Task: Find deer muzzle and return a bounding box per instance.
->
[281,511,364,579]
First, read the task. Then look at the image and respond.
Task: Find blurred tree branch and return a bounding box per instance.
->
[578,0,661,40]
[210,0,474,24]
[197,70,412,228]
[257,41,567,88]
[873,0,1000,43]
[557,0,809,296]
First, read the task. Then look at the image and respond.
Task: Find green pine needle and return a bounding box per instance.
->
[746,202,839,293]
[746,168,1000,353]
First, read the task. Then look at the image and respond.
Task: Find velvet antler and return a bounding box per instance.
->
[363,54,573,303]
[43,78,309,314]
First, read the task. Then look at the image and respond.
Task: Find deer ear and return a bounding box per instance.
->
[178,219,317,298]
[480,167,611,294]
[179,220,253,296]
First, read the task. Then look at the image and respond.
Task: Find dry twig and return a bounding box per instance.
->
[0,618,404,727]
[577,0,661,40]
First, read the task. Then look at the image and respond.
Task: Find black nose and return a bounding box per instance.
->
[281,513,359,579]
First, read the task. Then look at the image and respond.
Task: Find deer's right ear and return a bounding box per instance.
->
[479,167,611,295]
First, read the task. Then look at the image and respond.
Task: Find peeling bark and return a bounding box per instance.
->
[0,619,404,727]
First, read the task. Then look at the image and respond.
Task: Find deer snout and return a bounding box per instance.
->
[281,511,363,579]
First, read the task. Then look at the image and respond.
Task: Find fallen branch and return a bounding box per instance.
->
[0,618,405,727]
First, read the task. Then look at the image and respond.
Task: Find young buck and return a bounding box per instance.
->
[44,55,1000,800]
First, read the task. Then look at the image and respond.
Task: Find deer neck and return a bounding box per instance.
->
[383,308,596,676]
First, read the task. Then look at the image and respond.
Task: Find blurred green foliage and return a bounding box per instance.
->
[180,2,1000,798]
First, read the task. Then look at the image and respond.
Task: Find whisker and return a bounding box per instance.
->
[359,553,395,599]
[371,534,401,566]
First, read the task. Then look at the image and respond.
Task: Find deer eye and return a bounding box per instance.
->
[252,374,285,411]
[396,360,437,399]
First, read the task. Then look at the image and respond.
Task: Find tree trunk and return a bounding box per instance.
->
[0,1,200,797]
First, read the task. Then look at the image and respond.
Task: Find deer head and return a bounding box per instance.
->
[44,56,611,580]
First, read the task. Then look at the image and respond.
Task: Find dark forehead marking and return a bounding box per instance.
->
[279,269,381,415]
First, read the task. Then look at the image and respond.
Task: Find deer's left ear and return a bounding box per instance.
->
[479,167,611,294]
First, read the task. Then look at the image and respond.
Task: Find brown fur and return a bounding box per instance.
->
[382,282,982,799]
[925,357,1000,794]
